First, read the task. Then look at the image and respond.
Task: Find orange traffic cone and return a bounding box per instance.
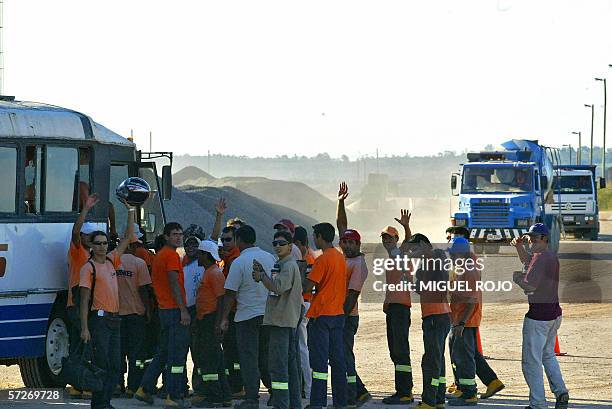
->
[476,328,484,355]
[554,336,567,356]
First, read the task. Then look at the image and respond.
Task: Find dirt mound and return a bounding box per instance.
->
[173,166,216,186]
[164,186,318,252]
[175,168,339,222]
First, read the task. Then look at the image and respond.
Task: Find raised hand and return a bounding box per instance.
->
[394,209,411,229]
[84,193,99,210]
[338,182,349,201]
[215,197,227,215]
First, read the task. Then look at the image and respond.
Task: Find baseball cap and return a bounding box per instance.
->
[274,219,296,235]
[449,237,470,255]
[380,225,399,238]
[526,223,549,236]
[340,229,361,242]
[80,222,97,235]
[198,240,221,261]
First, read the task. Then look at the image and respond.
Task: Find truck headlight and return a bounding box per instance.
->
[455,219,467,227]
[516,219,530,227]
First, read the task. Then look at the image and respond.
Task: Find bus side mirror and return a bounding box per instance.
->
[600,177,606,189]
[161,165,172,200]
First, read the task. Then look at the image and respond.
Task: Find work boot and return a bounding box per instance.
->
[67,386,82,399]
[447,395,477,406]
[81,391,92,400]
[415,402,436,409]
[445,389,462,400]
[555,392,569,409]
[134,387,155,405]
[382,392,414,404]
[232,389,246,400]
[164,397,192,408]
[125,388,136,399]
[356,392,372,407]
[480,379,505,399]
[446,383,457,394]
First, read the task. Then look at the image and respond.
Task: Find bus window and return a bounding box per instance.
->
[24,146,42,214]
[45,147,78,212]
[77,148,91,210]
[109,164,130,237]
[0,147,17,213]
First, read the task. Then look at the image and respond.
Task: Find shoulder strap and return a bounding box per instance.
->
[87,259,96,313]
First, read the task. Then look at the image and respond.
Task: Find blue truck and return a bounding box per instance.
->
[450,139,561,252]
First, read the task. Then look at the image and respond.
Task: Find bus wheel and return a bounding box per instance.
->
[18,308,69,388]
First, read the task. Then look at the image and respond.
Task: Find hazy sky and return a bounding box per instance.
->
[5,0,612,159]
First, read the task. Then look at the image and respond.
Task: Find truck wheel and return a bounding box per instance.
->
[589,229,599,241]
[18,306,69,388]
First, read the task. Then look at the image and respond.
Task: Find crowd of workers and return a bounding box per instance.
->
[65,182,569,409]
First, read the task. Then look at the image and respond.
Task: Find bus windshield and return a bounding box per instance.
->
[462,166,534,194]
[558,175,593,194]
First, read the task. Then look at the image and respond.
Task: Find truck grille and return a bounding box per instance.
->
[471,203,511,227]
[551,201,587,212]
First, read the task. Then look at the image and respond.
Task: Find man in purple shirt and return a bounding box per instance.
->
[511,223,569,409]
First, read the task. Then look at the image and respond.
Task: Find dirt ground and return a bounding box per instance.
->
[1,220,612,408]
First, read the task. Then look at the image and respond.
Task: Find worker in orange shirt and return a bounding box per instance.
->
[66,192,99,399]
[194,240,232,407]
[303,222,347,409]
[402,226,451,409]
[381,216,414,405]
[135,222,191,408]
[210,197,245,398]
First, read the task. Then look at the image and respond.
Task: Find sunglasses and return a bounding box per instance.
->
[92,241,108,246]
[221,237,234,242]
[272,240,289,247]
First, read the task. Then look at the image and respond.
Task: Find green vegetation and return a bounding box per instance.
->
[599,187,612,211]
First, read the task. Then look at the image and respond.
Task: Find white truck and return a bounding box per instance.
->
[546,165,605,240]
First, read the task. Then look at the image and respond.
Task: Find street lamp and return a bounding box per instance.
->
[596,77,607,178]
[562,144,573,165]
[572,131,582,165]
[585,104,595,165]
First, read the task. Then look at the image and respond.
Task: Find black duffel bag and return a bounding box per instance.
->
[59,340,105,392]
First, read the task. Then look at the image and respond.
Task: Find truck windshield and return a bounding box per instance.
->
[558,175,593,194]
[462,166,533,193]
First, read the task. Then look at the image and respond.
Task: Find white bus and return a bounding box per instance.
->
[0,97,172,387]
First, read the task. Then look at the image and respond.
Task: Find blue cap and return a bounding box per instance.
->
[449,237,470,255]
[526,222,548,236]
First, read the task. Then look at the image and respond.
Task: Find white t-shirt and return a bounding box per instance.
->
[291,244,303,261]
[225,246,276,322]
[183,259,205,308]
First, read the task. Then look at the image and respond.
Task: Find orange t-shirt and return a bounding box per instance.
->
[383,251,412,310]
[346,255,368,316]
[306,247,347,318]
[196,264,226,319]
[117,254,152,316]
[67,241,90,307]
[79,251,122,313]
[134,246,154,270]
[151,246,187,309]
[303,248,317,302]
[450,255,482,327]
[222,247,241,278]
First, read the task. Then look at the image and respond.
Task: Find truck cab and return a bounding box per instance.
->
[546,166,602,240]
[450,139,560,251]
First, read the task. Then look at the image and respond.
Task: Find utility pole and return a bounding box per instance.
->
[572,131,582,165]
[596,77,607,178]
[585,104,595,165]
[0,0,5,95]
